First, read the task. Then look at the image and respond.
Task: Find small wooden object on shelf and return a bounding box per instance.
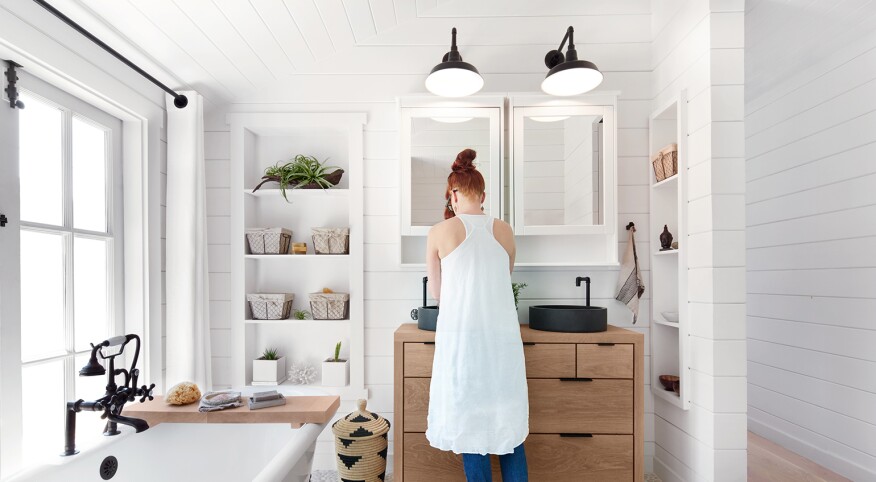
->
[659,225,674,251]
[292,242,307,255]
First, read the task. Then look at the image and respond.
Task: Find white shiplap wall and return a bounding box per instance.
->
[745,8,876,481]
[201,29,658,469]
[651,1,747,481]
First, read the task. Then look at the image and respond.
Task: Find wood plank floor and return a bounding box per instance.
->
[748,432,851,482]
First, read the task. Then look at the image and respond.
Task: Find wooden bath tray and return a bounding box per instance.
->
[123,395,340,428]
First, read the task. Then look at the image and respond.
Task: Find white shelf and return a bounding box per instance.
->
[245,254,349,260]
[651,174,678,189]
[653,249,679,256]
[652,385,684,408]
[648,90,690,411]
[244,188,349,197]
[653,316,679,328]
[244,318,350,325]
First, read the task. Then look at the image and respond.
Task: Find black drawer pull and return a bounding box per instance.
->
[560,433,593,438]
[559,378,593,382]
[423,341,435,345]
[522,342,535,346]
[597,343,615,346]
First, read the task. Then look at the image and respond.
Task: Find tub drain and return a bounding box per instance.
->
[99,456,118,480]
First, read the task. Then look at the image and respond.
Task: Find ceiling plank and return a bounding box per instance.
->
[358,14,651,46]
[314,0,358,54]
[166,0,274,84]
[342,0,378,42]
[250,0,316,66]
[369,0,398,33]
[282,0,336,60]
[212,0,296,76]
[393,0,417,23]
[422,0,650,17]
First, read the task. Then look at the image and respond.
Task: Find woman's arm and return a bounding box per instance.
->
[493,220,516,274]
[426,226,442,301]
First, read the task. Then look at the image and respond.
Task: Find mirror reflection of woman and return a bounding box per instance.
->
[425,149,530,482]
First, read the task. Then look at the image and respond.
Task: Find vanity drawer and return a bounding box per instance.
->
[405,343,435,377]
[403,378,633,434]
[577,343,634,379]
[402,432,632,482]
[528,379,633,434]
[404,342,576,378]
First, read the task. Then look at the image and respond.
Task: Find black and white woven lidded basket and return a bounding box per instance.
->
[332,399,391,482]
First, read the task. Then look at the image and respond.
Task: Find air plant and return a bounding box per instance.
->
[252,154,344,201]
[260,347,280,361]
[293,309,311,320]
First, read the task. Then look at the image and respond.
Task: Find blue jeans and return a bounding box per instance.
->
[462,442,528,482]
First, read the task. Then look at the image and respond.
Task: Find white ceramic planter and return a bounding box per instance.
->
[322,359,349,387]
[253,356,287,385]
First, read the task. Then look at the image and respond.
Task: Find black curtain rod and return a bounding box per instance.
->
[32,0,188,108]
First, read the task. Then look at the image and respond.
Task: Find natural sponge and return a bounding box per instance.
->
[165,382,201,405]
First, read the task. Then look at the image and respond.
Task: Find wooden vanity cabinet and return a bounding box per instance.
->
[393,323,644,482]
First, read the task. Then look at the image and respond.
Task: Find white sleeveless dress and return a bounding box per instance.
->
[425,213,529,455]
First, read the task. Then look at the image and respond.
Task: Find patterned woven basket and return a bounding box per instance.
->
[332,399,390,482]
[652,143,678,182]
[309,292,350,320]
[312,227,350,254]
[246,293,294,320]
[246,228,292,254]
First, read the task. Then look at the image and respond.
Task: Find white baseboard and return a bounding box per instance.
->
[749,416,876,482]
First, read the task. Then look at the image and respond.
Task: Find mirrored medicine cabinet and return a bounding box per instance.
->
[399,94,618,267]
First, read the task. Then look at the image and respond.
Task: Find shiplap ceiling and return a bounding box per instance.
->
[53,0,650,104]
[745,0,876,100]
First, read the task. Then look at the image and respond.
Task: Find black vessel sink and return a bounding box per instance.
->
[411,305,439,331]
[529,305,608,333]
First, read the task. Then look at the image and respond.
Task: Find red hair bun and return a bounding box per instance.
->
[452,148,477,172]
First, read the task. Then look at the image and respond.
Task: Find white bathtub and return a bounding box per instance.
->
[10,388,338,482]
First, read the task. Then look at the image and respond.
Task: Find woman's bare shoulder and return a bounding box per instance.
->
[492,218,514,236]
[429,217,460,237]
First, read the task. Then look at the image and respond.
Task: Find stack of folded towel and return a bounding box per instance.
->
[198,391,244,412]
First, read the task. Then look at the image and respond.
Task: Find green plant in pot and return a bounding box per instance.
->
[512,282,528,310]
[253,347,286,384]
[322,341,348,387]
[252,155,344,201]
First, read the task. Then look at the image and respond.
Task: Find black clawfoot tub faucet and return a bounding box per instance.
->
[63,334,154,456]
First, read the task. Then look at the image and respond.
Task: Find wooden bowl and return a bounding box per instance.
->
[659,375,680,392]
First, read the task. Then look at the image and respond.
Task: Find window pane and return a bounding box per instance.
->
[21,359,65,466]
[74,354,110,450]
[19,93,64,226]
[74,237,109,352]
[20,231,66,361]
[72,117,108,232]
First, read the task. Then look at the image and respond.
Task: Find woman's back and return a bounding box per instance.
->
[425,213,529,456]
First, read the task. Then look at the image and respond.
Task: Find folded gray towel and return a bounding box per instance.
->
[198,391,243,412]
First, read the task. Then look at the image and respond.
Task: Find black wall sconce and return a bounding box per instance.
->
[542,26,604,96]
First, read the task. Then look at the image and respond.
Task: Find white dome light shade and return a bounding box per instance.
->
[431,116,475,123]
[541,60,604,96]
[425,62,484,97]
[529,116,571,123]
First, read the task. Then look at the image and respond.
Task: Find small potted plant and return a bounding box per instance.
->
[253,347,287,385]
[293,309,311,320]
[252,155,344,201]
[322,341,349,387]
[512,282,528,310]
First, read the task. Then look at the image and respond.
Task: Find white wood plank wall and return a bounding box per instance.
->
[651,1,747,481]
[745,3,876,480]
[201,11,657,466]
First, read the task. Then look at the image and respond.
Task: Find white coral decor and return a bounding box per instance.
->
[288,363,317,385]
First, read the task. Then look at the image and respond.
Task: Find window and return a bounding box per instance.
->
[17,87,123,466]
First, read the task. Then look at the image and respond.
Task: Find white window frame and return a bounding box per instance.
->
[3,75,125,472]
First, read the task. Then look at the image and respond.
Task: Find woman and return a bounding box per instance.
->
[424,148,530,482]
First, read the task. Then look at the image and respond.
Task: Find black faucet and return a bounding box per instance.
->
[63,334,154,456]
[575,276,591,307]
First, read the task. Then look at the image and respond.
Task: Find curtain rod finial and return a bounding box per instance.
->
[173,95,188,109]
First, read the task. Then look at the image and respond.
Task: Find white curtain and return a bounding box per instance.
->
[165,91,211,391]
